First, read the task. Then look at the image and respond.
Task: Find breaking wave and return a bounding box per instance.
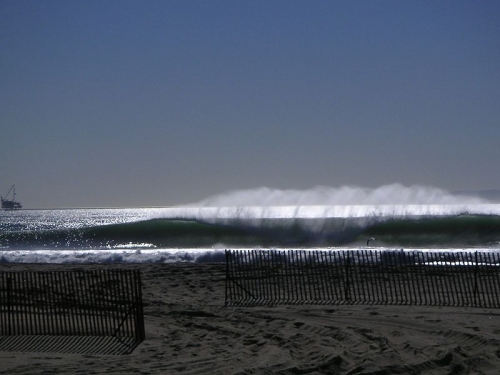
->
[2,214,500,252]
[1,184,499,263]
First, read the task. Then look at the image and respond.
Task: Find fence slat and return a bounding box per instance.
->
[0,269,145,347]
[225,250,500,308]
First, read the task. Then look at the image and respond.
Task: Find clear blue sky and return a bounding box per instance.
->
[1,0,499,208]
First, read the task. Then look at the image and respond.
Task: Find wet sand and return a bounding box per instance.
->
[2,262,500,374]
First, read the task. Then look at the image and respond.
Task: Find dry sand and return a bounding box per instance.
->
[2,262,500,374]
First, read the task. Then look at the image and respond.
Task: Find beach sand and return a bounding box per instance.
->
[2,262,500,374]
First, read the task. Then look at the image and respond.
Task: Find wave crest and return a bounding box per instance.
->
[192,184,487,207]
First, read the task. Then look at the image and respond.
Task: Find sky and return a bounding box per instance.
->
[1,0,499,208]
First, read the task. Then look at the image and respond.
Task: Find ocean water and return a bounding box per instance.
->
[1,202,500,264]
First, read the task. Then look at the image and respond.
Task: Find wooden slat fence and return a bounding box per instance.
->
[0,269,145,354]
[225,250,500,308]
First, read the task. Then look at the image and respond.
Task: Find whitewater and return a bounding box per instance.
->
[1,184,500,264]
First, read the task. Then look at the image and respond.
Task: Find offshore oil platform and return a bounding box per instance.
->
[1,184,22,210]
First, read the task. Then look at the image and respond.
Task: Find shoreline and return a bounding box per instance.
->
[1,262,500,374]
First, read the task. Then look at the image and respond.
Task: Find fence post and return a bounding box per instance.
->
[7,277,12,336]
[474,251,479,307]
[345,252,350,301]
[225,250,229,306]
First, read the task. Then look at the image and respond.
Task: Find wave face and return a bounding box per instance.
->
[2,211,500,251]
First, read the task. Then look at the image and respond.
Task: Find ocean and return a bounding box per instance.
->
[1,202,500,264]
